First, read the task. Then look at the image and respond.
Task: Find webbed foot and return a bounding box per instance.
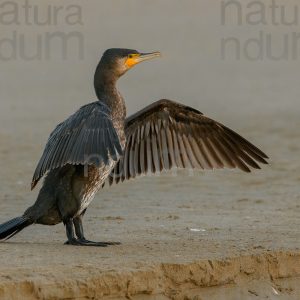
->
[64,238,121,246]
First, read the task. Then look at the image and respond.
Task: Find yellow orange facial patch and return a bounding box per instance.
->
[125,53,140,68]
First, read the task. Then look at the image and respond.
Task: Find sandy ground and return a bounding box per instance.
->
[0,106,299,299]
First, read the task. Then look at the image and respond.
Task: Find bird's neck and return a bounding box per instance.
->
[94,70,126,121]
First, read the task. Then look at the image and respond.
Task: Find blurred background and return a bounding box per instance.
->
[0,0,299,247]
[1,0,299,120]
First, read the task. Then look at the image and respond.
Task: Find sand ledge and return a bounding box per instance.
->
[1,251,299,300]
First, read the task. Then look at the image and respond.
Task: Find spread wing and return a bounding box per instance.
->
[31,102,123,190]
[106,99,268,186]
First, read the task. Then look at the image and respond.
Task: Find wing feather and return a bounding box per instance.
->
[31,102,122,190]
[106,99,268,186]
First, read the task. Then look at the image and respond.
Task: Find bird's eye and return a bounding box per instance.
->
[128,54,134,59]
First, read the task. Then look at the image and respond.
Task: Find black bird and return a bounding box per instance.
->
[0,48,268,246]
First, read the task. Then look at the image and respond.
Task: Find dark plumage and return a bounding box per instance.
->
[107,99,268,185]
[31,101,122,190]
[0,48,268,246]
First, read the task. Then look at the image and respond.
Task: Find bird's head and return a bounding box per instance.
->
[98,48,161,77]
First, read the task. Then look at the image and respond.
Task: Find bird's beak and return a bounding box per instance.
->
[137,52,161,63]
[125,52,161,68]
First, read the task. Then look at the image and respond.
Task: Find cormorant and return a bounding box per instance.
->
[0,48,268,246]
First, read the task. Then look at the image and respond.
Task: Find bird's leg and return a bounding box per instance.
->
[64,218,81,245]
[63,218,103,246]
[64,218,108,246]
[72,215,121,246]
[73,215,85,240]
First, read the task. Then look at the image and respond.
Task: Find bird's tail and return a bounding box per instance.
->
[0,216,32,241]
